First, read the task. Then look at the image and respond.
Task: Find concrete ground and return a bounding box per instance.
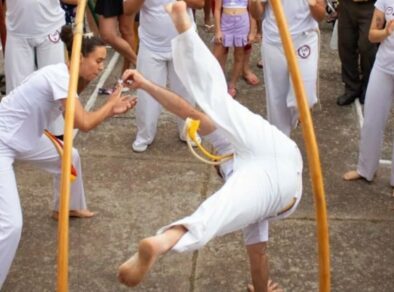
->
[2,13,394,292]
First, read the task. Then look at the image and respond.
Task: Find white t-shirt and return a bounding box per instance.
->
[374,0,394,74]
[6,0,65,37]
[139,0,194,52]
[261,0,318,45]
[0,63,69,152]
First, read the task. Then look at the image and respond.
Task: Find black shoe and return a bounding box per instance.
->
[336,94,356,106]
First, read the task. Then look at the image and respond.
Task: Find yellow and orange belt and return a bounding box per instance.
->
[44,130,77,182]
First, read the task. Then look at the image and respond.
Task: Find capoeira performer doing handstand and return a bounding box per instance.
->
[0,27,136,288]
[118,2,303,291]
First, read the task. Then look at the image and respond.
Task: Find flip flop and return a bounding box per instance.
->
[243,72,260,86]
[203,24,214,32]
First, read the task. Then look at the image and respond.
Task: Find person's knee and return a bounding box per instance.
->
[119,22,133,38]
[71,148,81,165]
[99,30,116,45]
[3,213,23,244]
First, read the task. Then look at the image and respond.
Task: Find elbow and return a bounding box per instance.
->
[313,11,326,22]
[316,14,325,22]
[78,126,90,133]
[75,121,92,133]
[368,31,375,43]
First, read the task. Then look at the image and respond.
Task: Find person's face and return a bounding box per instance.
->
[79,46,106,81]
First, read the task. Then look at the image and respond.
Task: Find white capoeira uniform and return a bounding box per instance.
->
[0,64,88,288]
[5,0,66,135]
[356,0,394,186]
[157,27,303,251]
[261,0,319,136]
[133,0,196,149]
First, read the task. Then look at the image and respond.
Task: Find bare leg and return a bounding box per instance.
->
[165,1,192,33]
[228,47,245,96]
[213,43,228,72]
[203,0,212,26]
[98,16,137,68]
[243,47,260,86]
[342,170,363,181]
[246,242,269,292]
[119,13,137,70]
[118,225,187,287]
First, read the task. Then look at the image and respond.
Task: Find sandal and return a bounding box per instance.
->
[228,86,238,98]
[243,72,260,86]
[203,24,214,32]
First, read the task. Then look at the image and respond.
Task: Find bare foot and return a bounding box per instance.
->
[51,209,96,220]
[165,1,191,33]
[118,237,161,287]
[342,170,362,181]
[247,279,283,292]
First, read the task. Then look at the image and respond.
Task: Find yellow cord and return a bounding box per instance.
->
[185,118,233,165]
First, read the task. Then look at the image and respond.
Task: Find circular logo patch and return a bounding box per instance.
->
[297,45,311,59]
[48,30,60,43]
[386,7,393,15]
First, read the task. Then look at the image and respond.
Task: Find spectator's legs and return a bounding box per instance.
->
[98,15,136,69]
[4,35,35,93]
[357,68,394,181]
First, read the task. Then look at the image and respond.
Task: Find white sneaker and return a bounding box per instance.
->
[132,141,148,152]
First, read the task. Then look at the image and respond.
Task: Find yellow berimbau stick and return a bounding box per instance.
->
[57,1,88,291]
[269,0,331,291]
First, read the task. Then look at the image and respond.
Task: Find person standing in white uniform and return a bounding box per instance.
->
[0,28,136,288]
[251,0,325,136]
[5,0,67,136]
[343,0,394,197]
[123,0,204,152]
[117,3,303,291]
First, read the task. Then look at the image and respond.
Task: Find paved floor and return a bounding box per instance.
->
[2,14,393,292]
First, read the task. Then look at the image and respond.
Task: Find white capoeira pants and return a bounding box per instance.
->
[133,44,196,147]
[262,31,319,136]
[357,66,394,186]
[157,27,303,252]
[0,135,87,288]
[5,30,66,136]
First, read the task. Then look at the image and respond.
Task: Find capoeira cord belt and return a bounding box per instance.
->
[43,130,77,182]
[184,118,234,165]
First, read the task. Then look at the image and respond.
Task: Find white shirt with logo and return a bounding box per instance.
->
[139,0,194,52]
[261,0,318,45]
[375,0,394,74]
[6,0,65,37]
[0,64,69,152]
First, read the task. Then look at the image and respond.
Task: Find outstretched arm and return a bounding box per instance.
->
[122,69,216,135]
[62,86,137,132]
